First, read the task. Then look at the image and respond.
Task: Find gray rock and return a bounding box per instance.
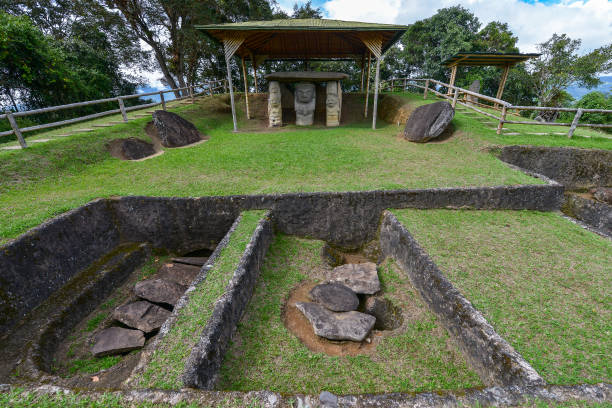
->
[92,327,145,357]
[295,302,375,342]
[309,283,359,312]
[467,80,480,104]
[107,137,156,160]
[112,301,171,333]
[364,296,403,330]
[327,262,380,294]
[151,110,203,147]
[403,101,454,143]
[320,391,338,408]
[593,187,612,205]
[134,278,186,306]
[157,262,201,286]
[171,257,208,267]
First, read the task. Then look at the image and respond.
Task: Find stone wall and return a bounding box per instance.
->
[562,194,612,237]
[379,211,544,386]
[500,146,612,189]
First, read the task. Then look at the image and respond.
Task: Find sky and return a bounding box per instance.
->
[139,0,612,88]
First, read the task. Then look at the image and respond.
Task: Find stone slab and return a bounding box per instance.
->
[134,278,186,306]
[326,262,380,294]
[157,263,201,286]
[295,302,375,342]
[92,327,145,357]
[112,301,170,333]
[309,283,359,312]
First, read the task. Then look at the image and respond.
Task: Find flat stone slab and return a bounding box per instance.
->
[326,262,380,294]
[171,256,208,267]
[112,301,171,333]
[92,327,145,357]
[134,278,186,306]
[295,302,375,342]
[309,283,359,312]
[157,262,201,286]
[264,71,349,82]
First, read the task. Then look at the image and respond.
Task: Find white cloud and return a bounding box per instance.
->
[323,0,612,54]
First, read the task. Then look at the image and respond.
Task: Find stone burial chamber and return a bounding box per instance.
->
[264,71,348,127]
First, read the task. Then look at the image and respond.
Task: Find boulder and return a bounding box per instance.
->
[593,187,612,205]
[107,137,156,160]
[309,283,359,312]
[157,263,201,286]
[467,80,480,105]
[112,301,171,333]
[364,296,403,330]
[134,278,186,306]
[403,101,454,143]
[151,110,203,147]
[171,257,209,267]
[326,262,380,294]
[295,302,375,342]
[92,327,145,357]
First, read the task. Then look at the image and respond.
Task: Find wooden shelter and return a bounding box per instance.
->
[196,19,407,131]
[443,52,540,101]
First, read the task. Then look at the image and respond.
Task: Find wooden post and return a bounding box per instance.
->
[159,91,166,110]
[495,65,510,109]
[424,79,430,99]
[222,34,245,132]
[403,77,407,91]
[364,52,372,118]
[568,108,583,138]
[241,56,250,120]
[118,97,128,122]
[226,57,238,132]
[372,57,381,130]
[447,65,457,95]
[391,79,394,92]
[452,89,459,109]
[496,105,507,135]
[189,85,195,103]
[6,111,27,148]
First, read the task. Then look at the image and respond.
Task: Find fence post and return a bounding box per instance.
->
[496,106,507,135]
[391,79,394,91]
[189,86,195,103]
[117,98,128,122]
[567,108,583,138]
[403,78,407,90]
[159,92,166,110]
[6,112,27,148]
[452,89,459,109]
[424,79,429,99]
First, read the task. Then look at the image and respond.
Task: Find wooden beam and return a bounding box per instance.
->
[495,64,510,101]
[372,56,381,130]
[447,65,458,95]
[241,56,250,119]
[364,52,372,118]
[222,33,245,132]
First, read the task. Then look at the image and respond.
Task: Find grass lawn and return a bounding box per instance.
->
[0,93,546,241]
[134,210,267,390]
[392,209,612,385]
[217,234,482,394]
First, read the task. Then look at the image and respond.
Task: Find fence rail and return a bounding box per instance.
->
[2,79,228,148]
[382,77,612,138]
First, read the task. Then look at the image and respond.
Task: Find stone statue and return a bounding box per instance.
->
[326,81,341,127]
[294,82,316,126]
[268,81,282,127]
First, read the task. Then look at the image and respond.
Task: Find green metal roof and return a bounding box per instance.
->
[443,52,541,67]
[195,18,407,31]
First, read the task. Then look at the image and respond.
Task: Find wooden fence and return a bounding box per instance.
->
[1,79,228,148]
[382,77,612,138]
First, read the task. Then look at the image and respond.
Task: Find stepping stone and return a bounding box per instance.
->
[488,127,509,131]
[1,146,22,150]
[55,134,71,137]
[309,283,359,312]
[92,327,145,357]
[134,278,186,306]
[30,139,51,143]
[296,302,375,342]
[157,263,201,286]
[73,128,94,132]
[133,113,150,118]
[109,121,129,124]
[112,301,170,333]
[171,256,208,267]
[92,124,112,128]
[504,132,520,135]
[327,262,380,294]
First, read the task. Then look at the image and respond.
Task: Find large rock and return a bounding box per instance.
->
[295,302,375,342]
[156,263,201,286]
[112,301,171,333]
[309,283,359,312]
[107,137,156,160]
[151,110,203,147]
[134,278,186,306]
[364,296,403,330]
[467,80,480,105]
[92,327,145,357]
[327,263,380,294]
[403,101,454,143]
[593,187,612,205]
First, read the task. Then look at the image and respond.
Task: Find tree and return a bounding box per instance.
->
[530,34,612,111]
[292,1,322,19]
[559,91,612,132]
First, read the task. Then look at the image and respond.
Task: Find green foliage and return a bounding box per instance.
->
[571,92,612,130]
[68,356,121,374]
[84,313,106,332]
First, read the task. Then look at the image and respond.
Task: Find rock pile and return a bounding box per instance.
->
[91,257,207,357]
[296,262,383,343]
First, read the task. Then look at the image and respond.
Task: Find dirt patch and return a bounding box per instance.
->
[282,281,377,356]
[107,137,159,161]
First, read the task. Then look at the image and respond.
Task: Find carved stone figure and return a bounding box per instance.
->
[326,81,342,127]
[294,82,316,126]
[268,81,282,127]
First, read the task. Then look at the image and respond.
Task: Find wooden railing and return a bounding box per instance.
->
[382,78,612,138]
[1,79,228,148]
